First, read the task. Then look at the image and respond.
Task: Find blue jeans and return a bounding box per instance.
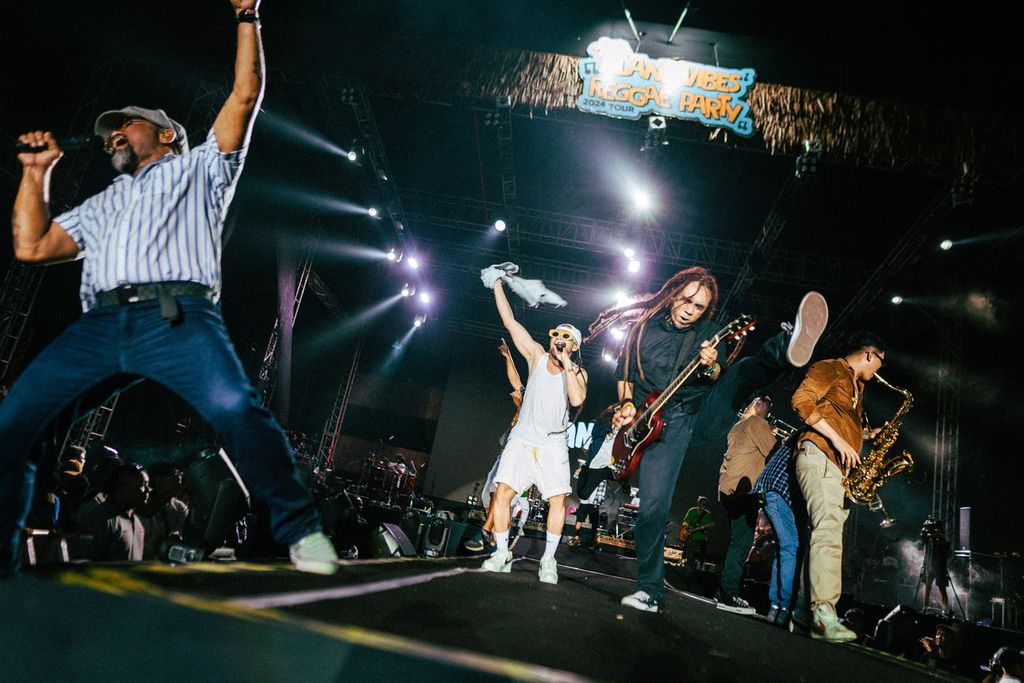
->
[0,296,321,574]
[635,409,696,601]
[764,491,799,609]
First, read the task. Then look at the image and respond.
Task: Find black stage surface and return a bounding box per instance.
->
[1,541,967,683]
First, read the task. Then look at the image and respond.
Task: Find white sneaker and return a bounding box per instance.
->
[621,590,659,613]
[481,549,513,573]
[787,291,828,367]
[811,603,857,642]
[289,531,340,575]
[538,557,558,584]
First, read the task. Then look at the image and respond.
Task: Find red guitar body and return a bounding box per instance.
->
[610,391,665,481]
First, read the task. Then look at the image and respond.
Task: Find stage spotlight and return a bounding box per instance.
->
[418,291,431,304]
[610,327,625,341]
[494,219,507,232]
[407,256,420,270]
[368,207,380,218]
[386,247,400,262]
[940,239,953,251]
[414,314,427,328]
[613,290,632,309]
[891,295,903,305]
[401,283,416,298]
[623,247,636,259]
[648,116,667,131]
[602,350,616,364]
[347,150,358,162]
[631,188,653,211]
[627,258,641,274]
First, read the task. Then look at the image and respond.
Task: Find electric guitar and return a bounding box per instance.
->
[678,522,715,544]
[609,314,756,481]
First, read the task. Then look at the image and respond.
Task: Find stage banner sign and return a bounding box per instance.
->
[577,37,756,137]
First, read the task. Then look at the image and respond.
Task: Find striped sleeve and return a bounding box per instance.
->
[52,205,85,250]
[197,128,248,192]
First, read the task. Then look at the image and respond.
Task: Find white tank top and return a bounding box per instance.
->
[508,353,570,447]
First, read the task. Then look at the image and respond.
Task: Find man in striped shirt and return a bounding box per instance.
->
[2,0,338,577]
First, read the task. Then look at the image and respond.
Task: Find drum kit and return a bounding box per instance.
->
[357,452,419,508]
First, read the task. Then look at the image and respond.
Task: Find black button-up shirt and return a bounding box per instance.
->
[616,316,719,414]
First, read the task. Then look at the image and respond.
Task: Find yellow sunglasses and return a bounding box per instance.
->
[548,329,575,341]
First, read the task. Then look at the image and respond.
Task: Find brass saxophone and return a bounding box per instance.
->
[842,372,914,510]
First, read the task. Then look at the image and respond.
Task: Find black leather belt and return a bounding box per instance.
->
[95,282,213,307]
[94,282,213,321]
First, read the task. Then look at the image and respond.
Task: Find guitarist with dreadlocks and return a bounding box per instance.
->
[586,266,829,613]
[478,276,588,585]
[591,267,721,612]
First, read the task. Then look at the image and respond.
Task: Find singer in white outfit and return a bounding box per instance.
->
[479,277,587,584]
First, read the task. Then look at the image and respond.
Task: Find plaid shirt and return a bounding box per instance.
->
[756,438,797,506]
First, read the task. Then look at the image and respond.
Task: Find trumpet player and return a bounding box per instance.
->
[790,331,887,642]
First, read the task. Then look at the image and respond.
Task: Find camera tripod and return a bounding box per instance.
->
[913,539,966,620]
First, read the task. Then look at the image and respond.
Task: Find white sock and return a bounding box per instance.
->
[495,530,509,554]
[543,532,560,560]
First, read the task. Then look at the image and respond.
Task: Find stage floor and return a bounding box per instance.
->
[2,543,964,682]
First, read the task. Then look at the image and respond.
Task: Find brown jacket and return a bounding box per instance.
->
[791,358,864,474]
[718,415,777,498]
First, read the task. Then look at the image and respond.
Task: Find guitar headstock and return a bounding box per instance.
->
[719,314,756,342]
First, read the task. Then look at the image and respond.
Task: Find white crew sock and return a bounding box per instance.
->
[543,532,560,560]
[495,529,510,554]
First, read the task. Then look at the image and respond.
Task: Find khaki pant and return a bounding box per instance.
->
[795,440,849,610]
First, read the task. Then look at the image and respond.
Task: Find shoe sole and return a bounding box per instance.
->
[539,575,558,584]
[810,632,857,642]
[788,292,828,367]
[481,557,512,573]
[293,561,339,576]
[715,603,757,615]
[618,598,659,614]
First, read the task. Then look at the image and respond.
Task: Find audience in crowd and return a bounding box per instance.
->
[76,462,150,561]
[139,462,189,560]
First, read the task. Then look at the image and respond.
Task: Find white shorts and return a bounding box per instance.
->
[494,436,571,500]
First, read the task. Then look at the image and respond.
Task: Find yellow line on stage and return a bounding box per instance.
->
[54,564,591,683]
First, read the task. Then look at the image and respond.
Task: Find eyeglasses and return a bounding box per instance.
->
[104,119,152,153]
[868,350,886,367]
[548,329,575,341]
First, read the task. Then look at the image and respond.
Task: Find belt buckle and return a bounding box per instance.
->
[117,284,140,304]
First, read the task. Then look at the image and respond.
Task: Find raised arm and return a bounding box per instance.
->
[494,280,544,364]
[11,132,81,264]
[498,339,524,392]
[213,0,265,153]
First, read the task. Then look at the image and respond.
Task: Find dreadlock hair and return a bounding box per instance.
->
[585,266,719,384]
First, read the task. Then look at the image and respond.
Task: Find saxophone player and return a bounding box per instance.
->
[790,331,887,642]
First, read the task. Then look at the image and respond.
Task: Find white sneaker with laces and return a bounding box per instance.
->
[538,557,558,584]
[811,603,857,642]
[787,291,828,367]
[621,590,659,613]
[481,549,513,573]
[289,531,340,575]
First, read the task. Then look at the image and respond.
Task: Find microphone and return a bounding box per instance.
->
[14,135,103,153]
[555,342,566,352]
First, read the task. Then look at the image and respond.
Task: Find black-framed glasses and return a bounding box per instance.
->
[104,119,153,153]
[868,350,886,367]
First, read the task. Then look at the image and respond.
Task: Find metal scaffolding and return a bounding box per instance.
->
[257,235,320,407]
[400,189,867,292]
[932,311,963,539]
